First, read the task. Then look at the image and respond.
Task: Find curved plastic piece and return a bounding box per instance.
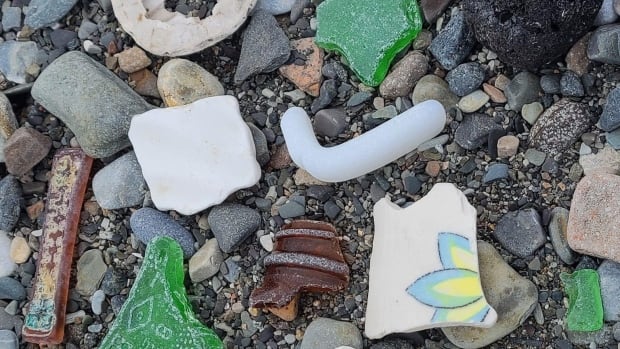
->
[281,100,446,182]
[112,0,257,56]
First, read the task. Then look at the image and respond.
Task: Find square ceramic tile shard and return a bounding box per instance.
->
[365,183,497,339]
[128,96,261,216]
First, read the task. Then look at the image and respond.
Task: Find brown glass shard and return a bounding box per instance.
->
[22,149,93,345]
[250,220,350,320]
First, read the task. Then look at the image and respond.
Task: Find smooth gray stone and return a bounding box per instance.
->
[0,330,18,349]
[598,260,620,321]
[31,51,152,158]
[208,203,261,253]
[24,0,78,29]
[483,163,509,183]
[446,62,486,97]
[588,24,620,64]
[0,277,25,301]
[253,0,296,15]
[1,7,22,32]
[454,114,503,150]
[247,123,270,166]
[505,72,541,111]
[0,41,39,84]
[494,208,546,258]
[92,151,148,209]
[599,87,620,132]
[299,318,363,349]
[594,0,619,25]
[548,207,577,265]
[130,208,196,258]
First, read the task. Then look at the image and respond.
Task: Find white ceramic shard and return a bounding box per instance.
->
[128,96,261,215]
[281,100,446,183]
[365,183,497,339]
[111,0,257,56]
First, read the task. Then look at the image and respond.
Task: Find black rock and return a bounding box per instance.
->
[494,208,546,258]
[100,268,127,296]
[463,0,601,69]
[454,114,503,150]
[0,176,22,232]
[445,62,486,96]
[588,24,620,65]
[311,79,338,113]
[429,11,476,70]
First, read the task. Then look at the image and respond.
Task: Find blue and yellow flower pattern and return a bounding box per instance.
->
[406,232,491,323]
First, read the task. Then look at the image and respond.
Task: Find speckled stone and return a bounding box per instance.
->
[568,173,620,263]
[208,203,262,253]
[454,114,503,150]
[429,11,475,70]
[494,208,546,258]
[379,51,428,99]
[130,208,196,258]
[300,318,363,349]
[0,176,22,232]
[529,99,592,156]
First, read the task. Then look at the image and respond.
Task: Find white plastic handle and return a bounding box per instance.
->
[281,100,447,183]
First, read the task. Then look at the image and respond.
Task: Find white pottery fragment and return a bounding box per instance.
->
[365,183,497,339]
[111,0,257,56]
[128,96,261,215]
[281,100,446,183]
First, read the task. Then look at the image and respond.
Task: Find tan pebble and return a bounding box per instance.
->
[116,47,152,73]
[497,135,520,158]
[425,161,441,177]
[26,200,45,220]
[10,236,31,264]
[483,83,507,103]
[293,168,326,186]
[494,74,510,91]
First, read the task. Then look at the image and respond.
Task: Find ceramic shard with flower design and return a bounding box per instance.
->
[365,183,497,339]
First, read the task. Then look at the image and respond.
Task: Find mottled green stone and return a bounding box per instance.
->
[315,0,423,87]
[560,269,604,332]
[99,237,223,349]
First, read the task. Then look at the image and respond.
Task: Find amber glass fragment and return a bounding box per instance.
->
[22,149,93,345]
[250,220,350,320]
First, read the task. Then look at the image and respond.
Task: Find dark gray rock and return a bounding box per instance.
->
[505,72,541,111]
[463,0,601,69]
[324,200,341,220]
[0,330,18,349]
[429,11,475,70]
[311,79,338,113]
[1,7,22,31]
[306,185,334,203]
[529,99,592,156]
[0,176,22,232]
[247,123,270,166]
[24,0,79,29]
[130,208,196,258]
[321,62,348,81]
[588,24,620,64]
[278,195,306,218]
[445,62,485,96]
[560,71,584,97]
[540,74,562,94]
[483,163,509,183]
[299,318,363,349]
[92,151,147,210]
[31,51,152,158]
[100,268,127,296]
[420,0,452,23]
[0,278,25,301]
[208,203,261,253]
[346,91,372,107]
[454,114,503,150]
[234,11,290,83]
[598,260,620,322]
[595,0,619,25]
[403,175,422,194]
[599,87,620,132]
[290,0,309,24]
[494,208,546,258]
[222,258,240,283]
[548,207,577,265]
[50,29,78,49]
[314,108,347,137]
[370,339,415,349]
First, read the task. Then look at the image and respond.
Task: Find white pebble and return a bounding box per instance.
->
[259,234,274,252]
[90,289,106,315]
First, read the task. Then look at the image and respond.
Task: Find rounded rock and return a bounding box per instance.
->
[157,59,225,107]
[92,151,148,210]
[0,277,25,301]
[412,74,458,111]
[446,62,486,97]
[189,239,224,283]
[549,207,578,265]
[458,90,490,113]
[208,203,261,253]
[0,176,22,232]
[299,318,363,349]
[9,236,30,264]
[379,51,428,99]
[497,135,520,158]
[130,208,196,258]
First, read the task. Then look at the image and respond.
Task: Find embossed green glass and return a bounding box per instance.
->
[99,237,223,349]
[560,269,603,332]
[315,0,423,87]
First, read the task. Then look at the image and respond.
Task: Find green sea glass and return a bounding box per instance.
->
[315,0,423,87]
[99,237,223,349]
[560,269,604,332]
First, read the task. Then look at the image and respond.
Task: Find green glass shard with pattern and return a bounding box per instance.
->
[560,269,604,332]
[99,237,223,349]
[315,0,423,87]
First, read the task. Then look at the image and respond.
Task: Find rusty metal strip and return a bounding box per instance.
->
[22,148,93,345]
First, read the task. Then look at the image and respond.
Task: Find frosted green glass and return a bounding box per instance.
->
[99,237,223,349]
[315,0,423,87]
[560,269,603,332]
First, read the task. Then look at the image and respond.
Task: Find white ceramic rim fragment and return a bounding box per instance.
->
[281,100,446,183]
[111,0,257,56]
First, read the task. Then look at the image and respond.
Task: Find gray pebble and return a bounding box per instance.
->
[322,62,348,81]
[248,123,270,166]
[599,87,620,132]
[525,148,547,166]
[0,277,25,301]
[494,208,546,258]
[0,330,18,349]
[311,79,338,113]
[446,62,485,96]
[0,41,39,84]
[548,207,577,265]
[314,108,347,137]
[1,7,22,32]
[505,72,541,111]
[324,200,341,220]
[208,203,261,253]
[560,71,584,97]
[454,114,503,150]
[100,268,127,296]
[300,317,363,349]
[0,176,22,232]
[290,0,309,23]
[92,151,148,210]
[253,0,296,15]
[130,208,196,258]
[90,290,105,315]
[483,163,509,183]
[279,196,306,218]
[594,0,619,25]
[429,11,475,70]
[540,75,561,94]
[346,91,372,107]
[222,258,240,283]
[588,24,620,65]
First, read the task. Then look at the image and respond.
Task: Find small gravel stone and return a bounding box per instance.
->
[446,62,486,96]
[314,108,347,137]
[90,290,105,315]
[483,163,509,183]
[1,8,22,32]
[594,0,619,25]
[75,249,107,296]
[130,208,196,258]
[259,234,274,252]
[579,145,620,176]
[0,277,25,301]
[92,151,147,210]
[379,51,428,98]
[116,47,151,74]
[4,127,51,176]
[412,74,458,111]
[100,268,127,296]
[403,175,422,194]
[0,233,15,279]
[588,24,620,65]
[311,79,338,113]
[505,72,541,111]
[24,0,78,29]
[521,102,544,125]
[208,203,261,253]
[454,114,503,150]
[560,71,585,97]
[278,196,306,218]
[428,11,475,70]
[253,0,296,15]
[483,83,507,103]
[346,92,372,107]
[549,207,578,265]
[189,239,224,283]
[494,208,546,258]
[0,330,18,349]
[299,318,363,349]
[0,41,39,84]
[157,58,225,107]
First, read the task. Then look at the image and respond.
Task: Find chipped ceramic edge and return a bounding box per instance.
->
[111,0,257,56]
[281,100,446,182]
[365,183,498,339]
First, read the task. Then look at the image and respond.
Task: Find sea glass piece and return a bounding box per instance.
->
[365,183,497,339]
[22,149,93,345]
[250,220,350,321]
[560,269,604,332]
[315,0,423,86]
[99,237,223,349]
[281,100,446,183]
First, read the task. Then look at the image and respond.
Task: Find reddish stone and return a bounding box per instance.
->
[425,161,441,177]
[567,173,620,263]
[279,38,324,97]
[129,69,160,98]
[269,144,292,170]
[483,83,507,103]
[4,127,52,176]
